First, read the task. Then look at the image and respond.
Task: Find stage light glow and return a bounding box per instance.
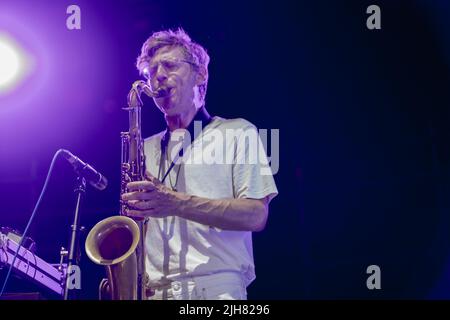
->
[0,32,33,95]
[0,41,19,85]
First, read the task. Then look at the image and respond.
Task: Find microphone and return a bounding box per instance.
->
[60,149,108,191]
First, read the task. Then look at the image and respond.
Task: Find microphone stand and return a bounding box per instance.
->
[63,176,86,300]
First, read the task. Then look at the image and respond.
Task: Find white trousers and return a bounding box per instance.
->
[149,272,248,300]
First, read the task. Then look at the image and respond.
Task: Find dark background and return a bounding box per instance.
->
[0,0,449,299]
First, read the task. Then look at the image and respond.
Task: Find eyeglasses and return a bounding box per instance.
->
[143,58,197,80]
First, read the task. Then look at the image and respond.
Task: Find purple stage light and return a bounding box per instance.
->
[0,32,34,95]
[0,0,120,164]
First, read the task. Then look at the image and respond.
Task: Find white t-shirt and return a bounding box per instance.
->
[143,116,278,287]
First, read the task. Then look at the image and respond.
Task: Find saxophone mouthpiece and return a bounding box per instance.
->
[155,87,170,98]
[138,82,169,98]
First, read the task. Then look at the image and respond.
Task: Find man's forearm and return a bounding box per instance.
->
[175,192,268,232]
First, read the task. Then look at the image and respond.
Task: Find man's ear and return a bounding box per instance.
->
[195,66,207,85]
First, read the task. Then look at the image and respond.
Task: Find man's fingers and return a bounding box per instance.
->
[126,180,157,191]
[145,171,162,185]
[122,191,154,201]
[127,200,153,210]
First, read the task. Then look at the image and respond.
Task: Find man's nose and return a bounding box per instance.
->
[156,64,168,82]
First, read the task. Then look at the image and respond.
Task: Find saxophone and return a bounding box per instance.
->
[85,81,167,300]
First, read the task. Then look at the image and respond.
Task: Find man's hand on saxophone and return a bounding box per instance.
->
[121,172,181,219]
[121,170,270,232]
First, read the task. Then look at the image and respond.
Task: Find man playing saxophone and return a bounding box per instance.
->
[121,29,278,300]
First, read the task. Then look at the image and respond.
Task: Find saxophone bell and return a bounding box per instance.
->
[85,216,140,300]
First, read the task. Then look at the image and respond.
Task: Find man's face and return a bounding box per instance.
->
[145,46,200,116]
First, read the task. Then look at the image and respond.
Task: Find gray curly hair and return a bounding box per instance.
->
[136,28,210,106]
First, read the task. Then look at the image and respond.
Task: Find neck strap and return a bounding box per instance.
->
[159,107,213,183]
